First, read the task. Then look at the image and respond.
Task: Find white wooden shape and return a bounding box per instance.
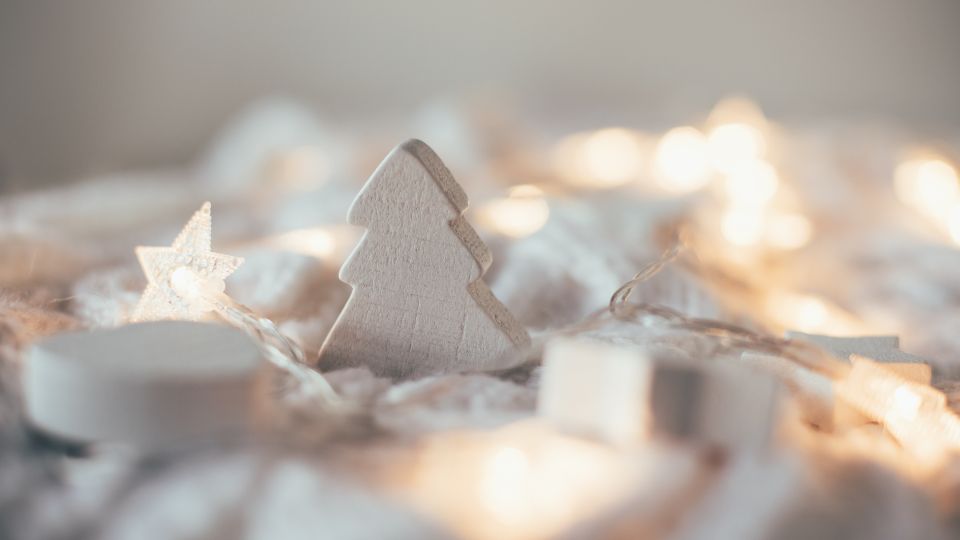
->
[836,355,960,459]
[786,332,933,429]
[24,321,264,448]
[787,330,931,381]
[538,338,650,444]
[317,139,530,379]
[649,361,782,453]
[132,202,243,322]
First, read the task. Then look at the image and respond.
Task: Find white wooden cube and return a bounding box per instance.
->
[538,338,650,444]
[649,361,782,453]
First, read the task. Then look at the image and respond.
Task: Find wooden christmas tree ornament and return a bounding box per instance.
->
[318,139,530,379]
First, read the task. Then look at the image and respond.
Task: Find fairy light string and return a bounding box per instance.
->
[133,203,340,408]
[563,228,960,459]
[592,225,843,376]
[136,198,960,457]
[491,226,845,384]
[169,267,340,407]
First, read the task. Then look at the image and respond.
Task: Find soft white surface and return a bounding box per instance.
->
[2,103,960,539]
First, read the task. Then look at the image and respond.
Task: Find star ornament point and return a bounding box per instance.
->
[131,202,243,322]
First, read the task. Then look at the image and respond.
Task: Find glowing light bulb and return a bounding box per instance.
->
[554,128,647,188]
[475,185,550,238]
[890,386,922,422]
[894,158,959,219]
[654,127,712,193]
[721,209,764,246]
[765,212,813,250]
[169,266,224,314]
[723,160,779,207]
[708,123,767,174]
[170,266,203,300]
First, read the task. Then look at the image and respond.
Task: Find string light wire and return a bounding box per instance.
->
[170,267,341,408]
[539,227,960,459]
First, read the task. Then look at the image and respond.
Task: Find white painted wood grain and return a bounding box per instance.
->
[318,139,529,379]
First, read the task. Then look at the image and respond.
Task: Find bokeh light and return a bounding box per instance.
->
[723,160,780,208]
[654,127,712,193]
[895,157,959,220]
[708,123,767,174]
[706,95,769,131]
[479,446,531,524]
[266,145,329,189]
[475,184,550,238]
[265,227,337,258]
[766,291,830,333]
[554,128,648,188]
[948,206,960,245]
[721,209,764,247]
[764,212,813,250]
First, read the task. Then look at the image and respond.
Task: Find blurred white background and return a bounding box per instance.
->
[1,0,958,190]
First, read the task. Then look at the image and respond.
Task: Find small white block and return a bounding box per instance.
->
[24,321,265,449]
[538,338,650,444]
[649,362,782,453]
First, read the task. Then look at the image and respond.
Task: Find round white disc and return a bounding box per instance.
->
[23,321,265,449]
